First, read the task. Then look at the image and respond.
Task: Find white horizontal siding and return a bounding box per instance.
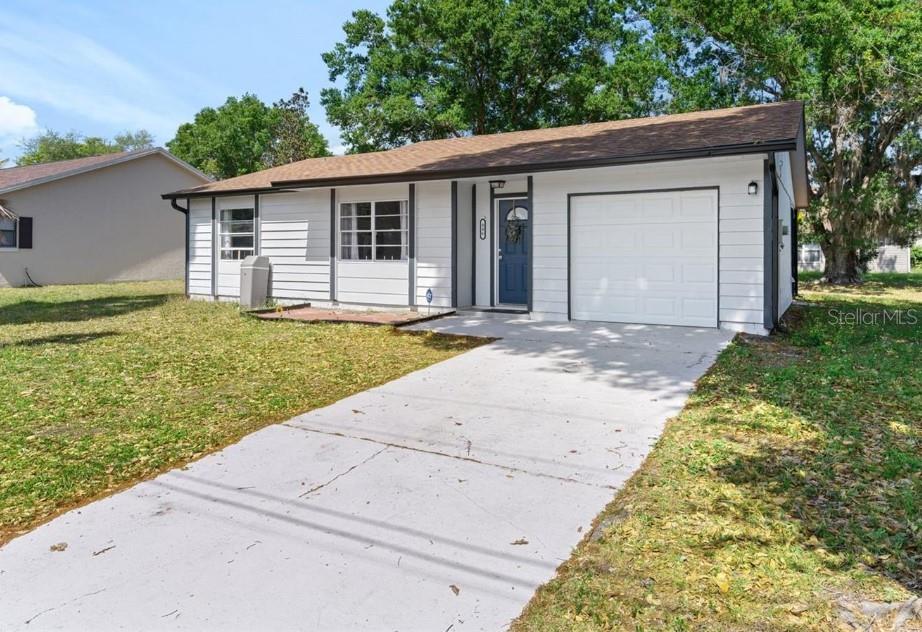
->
[415,181,453,308]
[337,262,409,305]
[188,198,212,296]
[260,190,330,301]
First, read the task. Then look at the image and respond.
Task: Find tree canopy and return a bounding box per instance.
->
[646,0,922,281]
[16,130,154,166]
[321,0,665,152]
[167,90,330,179]
[264,88,331,167]
[321,0,921,281]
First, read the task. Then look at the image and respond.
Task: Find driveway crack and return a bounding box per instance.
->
[24,588,107,625]
[299,447,388,498]
[283,423,615,490]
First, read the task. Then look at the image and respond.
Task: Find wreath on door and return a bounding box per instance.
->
[505,206,528,244]
[506,220,524,244]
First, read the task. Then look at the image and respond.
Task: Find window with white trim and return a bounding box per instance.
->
[800,247,822,264]
[219,208,255,260]
[0,217,17,249]
[340,200,408,261]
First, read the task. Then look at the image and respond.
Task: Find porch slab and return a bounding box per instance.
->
[253,306,453,326]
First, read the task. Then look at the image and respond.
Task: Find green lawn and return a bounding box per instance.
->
[0,280,483,543]
[515,272,921,631]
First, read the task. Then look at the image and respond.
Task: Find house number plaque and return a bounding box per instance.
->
[479,217,487,240]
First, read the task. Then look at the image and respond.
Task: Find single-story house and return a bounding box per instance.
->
[0,148,210,287]
[799,243,912,273]
[163,101,809,334]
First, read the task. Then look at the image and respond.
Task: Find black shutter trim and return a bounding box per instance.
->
[18,217,33,249]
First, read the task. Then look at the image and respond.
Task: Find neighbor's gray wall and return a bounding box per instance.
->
[798,243,912,273]
[0,154,207,287]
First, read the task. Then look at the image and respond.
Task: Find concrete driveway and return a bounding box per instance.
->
[0,314,731,631]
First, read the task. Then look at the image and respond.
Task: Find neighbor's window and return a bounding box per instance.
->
[340,200,407,261]
[219,208,255,260]
[801,248,821,264]
[0,218,16,249]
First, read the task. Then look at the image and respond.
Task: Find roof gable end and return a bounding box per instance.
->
[0,148,211,195]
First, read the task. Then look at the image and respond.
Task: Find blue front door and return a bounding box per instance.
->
[498,198,529,305]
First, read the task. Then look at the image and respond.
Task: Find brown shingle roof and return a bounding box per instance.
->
[0,152,134,191]
[0,149,210,195]
[168,101,804,197]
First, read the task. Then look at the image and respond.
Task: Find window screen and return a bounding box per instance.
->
[219,208,255,260]
[0,218,16,249]
[340,200,407,261]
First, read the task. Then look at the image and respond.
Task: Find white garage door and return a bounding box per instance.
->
[570,189,718,327]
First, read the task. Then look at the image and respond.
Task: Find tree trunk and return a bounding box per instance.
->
[821,243,862,284]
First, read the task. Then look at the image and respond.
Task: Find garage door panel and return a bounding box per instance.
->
[680,225,716,248]
[683,298,716,318]
[641,229,675,249]
[683,263,717,283]
[570,189,718,327]
[640,196,675,218]
[575,229,636,249]
[645,297,678,316]
[644,263,677,282]
[680,195,717,218]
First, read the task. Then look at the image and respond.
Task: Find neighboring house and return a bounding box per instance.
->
[0,149,210,287]
[164,101,809,335]
[798,243,912,273]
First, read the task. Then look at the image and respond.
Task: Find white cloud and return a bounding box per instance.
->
[0,10,196,143]
[0,96,38,139]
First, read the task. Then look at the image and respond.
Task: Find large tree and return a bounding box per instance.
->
[168,90,329,180]
[645,0,922,282]
[264,88,331,167]
[321,0,665,152]
[16,130,154,166]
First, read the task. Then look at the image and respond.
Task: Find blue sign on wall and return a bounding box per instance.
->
[425,288,433,304]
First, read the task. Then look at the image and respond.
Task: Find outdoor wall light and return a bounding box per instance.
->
[748,181,759,196]
[489,179,506,190]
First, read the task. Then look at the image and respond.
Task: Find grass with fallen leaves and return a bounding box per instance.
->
[0,281,483,543]
[515,272,921,631]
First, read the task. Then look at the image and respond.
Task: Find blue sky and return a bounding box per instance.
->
[0,0,392,161]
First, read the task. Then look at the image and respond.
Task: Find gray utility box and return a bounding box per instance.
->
[239,255,271,309]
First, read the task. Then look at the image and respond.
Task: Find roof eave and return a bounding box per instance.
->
[789,109,811,209]
[161,138,798,199]
[161,186,299,200]
[270,139,798,189]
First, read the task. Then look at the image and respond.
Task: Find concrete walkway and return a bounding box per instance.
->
[0,314,732,631]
